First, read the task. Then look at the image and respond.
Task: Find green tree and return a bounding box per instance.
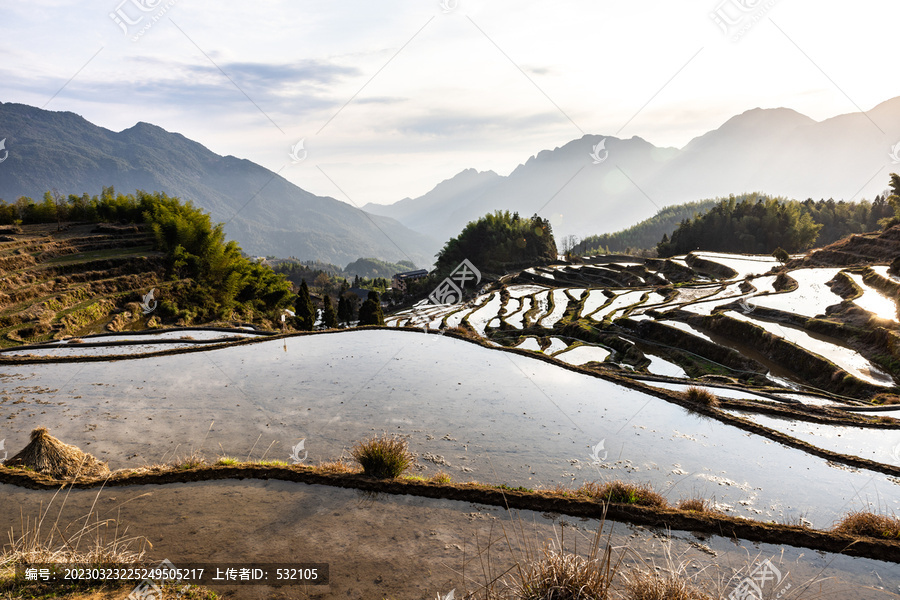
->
[358,291,384,326]
[338,291,359,325]
[772,247,789,263]
[337,294,351,325]
[435,210,557,276]
[322,295,338,328]
[294,280,315,331]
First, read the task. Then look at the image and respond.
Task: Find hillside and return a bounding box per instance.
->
[0,192,298,346]
[573,198,721,254]
[793,225,900,268]
[0,102,437,267]
[657,193,896,257]
[0,222,167,345]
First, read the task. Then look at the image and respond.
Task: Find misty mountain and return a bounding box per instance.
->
[363,168,503,239]
[368,99,900,242]
[0,102,437,267]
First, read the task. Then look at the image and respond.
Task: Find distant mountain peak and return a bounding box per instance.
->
[0,102,437,266]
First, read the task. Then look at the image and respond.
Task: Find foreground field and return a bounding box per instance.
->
[2,478,898,599]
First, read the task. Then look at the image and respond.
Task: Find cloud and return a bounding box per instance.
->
[393,109,572,138]
[184,60,360,87]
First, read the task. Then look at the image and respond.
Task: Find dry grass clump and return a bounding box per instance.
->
[577,481,668,508]
[351,435,414,478]
[171,451,206,470]
[833,511,900,539]
[429,470,452,484]
[543,483,575,497]
[317,458,362,475]
[684,386,719,408]
[215,456,240,466]
[503,525,617,600]
[446,324,482,341]
[5,427,109,478]
[676,496,720,514]
[510,546,614,599]
[621,568,713,600]
[1,489,148,573]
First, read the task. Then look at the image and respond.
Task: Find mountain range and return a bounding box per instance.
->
[2,98,898,267]
[365,98,900,244]
[0,102,435,267]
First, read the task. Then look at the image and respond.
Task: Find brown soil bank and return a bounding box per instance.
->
[1,464,898,564]
[792,225,900,267]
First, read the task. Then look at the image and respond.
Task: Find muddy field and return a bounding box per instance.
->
[2,479,898,599]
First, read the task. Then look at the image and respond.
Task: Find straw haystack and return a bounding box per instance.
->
[5,427,109,478]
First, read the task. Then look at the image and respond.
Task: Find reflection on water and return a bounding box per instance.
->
[727,311,895,386]
[1,330,897,528]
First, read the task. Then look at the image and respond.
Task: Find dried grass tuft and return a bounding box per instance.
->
[5,427,109,478]
[833,511,900,539]
[577,481,668,508]
[685,386,719,408]
[622,568,714,600]
[317,459,362,475]
[676,497,720,514]
[351,435,414,479]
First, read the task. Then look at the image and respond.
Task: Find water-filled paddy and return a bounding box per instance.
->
[846,272,899,322]
[553,344,610,365]
[1,330,897,527]
[726,311,895,386]
[692,252,778,280]
[728,411,900,467]
[748,268,843,316]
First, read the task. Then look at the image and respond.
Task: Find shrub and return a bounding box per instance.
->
[351,435,413,478]
[685,386,719,408]
[833,511,900,539]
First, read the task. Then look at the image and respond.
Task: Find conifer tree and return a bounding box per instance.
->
[295,280,315,331]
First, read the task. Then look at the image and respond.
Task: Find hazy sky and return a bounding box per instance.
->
[2,1,897,208]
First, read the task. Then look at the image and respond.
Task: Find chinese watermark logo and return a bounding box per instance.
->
[439,0,458,13]
[289,139,307,163]
[589,138,608,164]
[140,289,157,315]
[0,139,8,164]
[589,439,607,464]
[428,259,481,305]
[890,142,900,164]
[289,439,308,464]
[738,294,757,314]
[728,558,790,600]
[891,442,900,464]
[128,559,190,600]
[0,439,7,463]
[109,0,177,41]
[710,0,779,42]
